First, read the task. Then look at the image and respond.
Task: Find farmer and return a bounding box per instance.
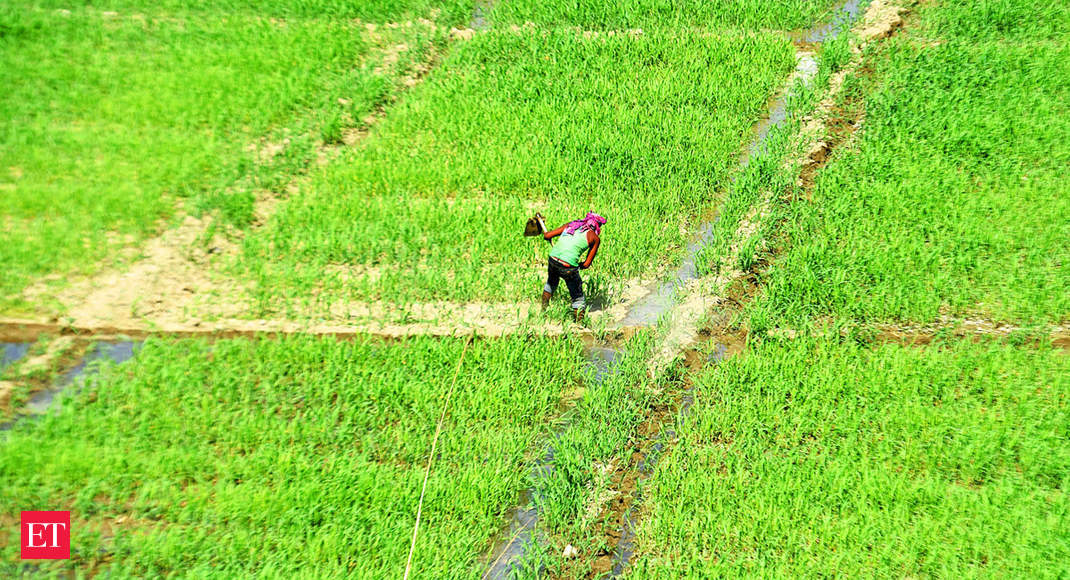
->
[541,212,606,322]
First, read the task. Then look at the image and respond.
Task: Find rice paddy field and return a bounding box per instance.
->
[2,0,1068,577]
[633,337,1070,577]
[0,334,588,575]
[490,0,837,30]
[0,1,448,311]
[240,29,794,312]
[746,11,1070,329]
[628,0,1070,577]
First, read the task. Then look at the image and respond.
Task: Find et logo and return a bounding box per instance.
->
[21,511,70,560]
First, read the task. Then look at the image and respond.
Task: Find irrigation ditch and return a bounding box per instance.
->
[476,1,919,577]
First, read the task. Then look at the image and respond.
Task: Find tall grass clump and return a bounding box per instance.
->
[0,334,586,577]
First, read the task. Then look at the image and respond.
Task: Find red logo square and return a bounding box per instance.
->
[21,511,70,560]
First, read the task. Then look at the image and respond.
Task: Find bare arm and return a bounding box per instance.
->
[543,224,567,241]
[581,231,600,269]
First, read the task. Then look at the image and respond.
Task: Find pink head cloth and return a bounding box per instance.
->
[564,212,607,237]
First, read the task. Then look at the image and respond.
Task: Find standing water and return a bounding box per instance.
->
[482,345,622,579]
[607,1,866,576]
[617,51,818,328]
[1,342,31,372]
[616,0,863,330]
[1,341,140,430]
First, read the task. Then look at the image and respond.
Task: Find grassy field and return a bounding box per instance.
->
[0,3,446,312]
[746,3,1070,330]
[1,0,1066,576]
[491,0,838,31]
[632,337,1070,577]
[0,334,586,576]
[629,0,1070,577]
[20,0,476,26]
[238,28,794,314]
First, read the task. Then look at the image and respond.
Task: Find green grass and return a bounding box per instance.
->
[20,0,475,25]
[490,0,838,31]
[0,334,585,577]
[632,336,1070,577]
[0,4,445,312]
[921,0,1069,42]
[522,335,666,570]
[746,35,1070,329]
[239,29,794,315]
[627,1,1070,576]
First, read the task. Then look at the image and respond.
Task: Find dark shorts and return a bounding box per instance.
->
[544,258,585,309]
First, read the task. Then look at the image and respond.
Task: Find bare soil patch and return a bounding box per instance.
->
[13,34,447,335]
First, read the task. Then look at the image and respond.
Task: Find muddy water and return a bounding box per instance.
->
[793,0,864,43]
[482,345,622,579]
[608,342,729,575]
[1,341,140,431]
[471,0,494,30]
[618,220,718,327]
[483,489,538,579]
[1,342,31,371]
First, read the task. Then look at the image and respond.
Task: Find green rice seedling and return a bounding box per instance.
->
[491,0,840,31]
[0,334,585,577]
[747,34,1070,328]
[919,0,1069,42]
[630,336,1070,577]
[22,0,476,26]
[506,332,692,576]
[820,26,852,73]
[532,334,658,530]
[0,4,446,313]
[693,77,811,280]
[239,29,795,314]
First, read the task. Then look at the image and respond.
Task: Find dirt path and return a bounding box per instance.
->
[10,19,446,333]
[5,16,667,340]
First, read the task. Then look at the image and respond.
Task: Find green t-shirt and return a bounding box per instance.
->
[549,230,590,267]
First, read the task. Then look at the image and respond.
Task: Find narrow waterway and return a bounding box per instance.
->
[484,0,867,574]
[1,342,31,371]
[1,341,140,431]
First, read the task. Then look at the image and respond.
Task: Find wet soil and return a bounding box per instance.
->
[481,342,626,579]
[0,341,139,430]
[0,338,91,424]
[1,342,31,371]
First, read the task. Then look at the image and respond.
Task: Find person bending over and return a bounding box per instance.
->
[541,212,606,322]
